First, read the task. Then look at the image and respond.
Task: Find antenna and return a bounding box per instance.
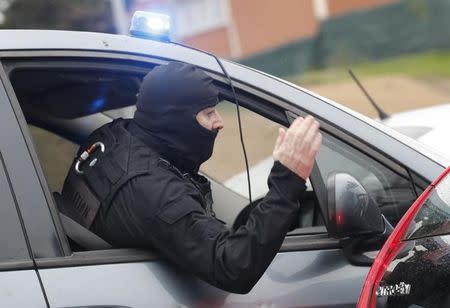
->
[348,69,389,120]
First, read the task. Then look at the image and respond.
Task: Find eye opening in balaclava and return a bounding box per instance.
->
[133,62,220,173]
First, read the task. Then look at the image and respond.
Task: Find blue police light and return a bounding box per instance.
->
[129,11,171,42]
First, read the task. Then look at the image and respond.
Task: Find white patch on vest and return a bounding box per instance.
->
[377,282,411,297]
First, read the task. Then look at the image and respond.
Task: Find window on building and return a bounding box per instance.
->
[173,0,229,38]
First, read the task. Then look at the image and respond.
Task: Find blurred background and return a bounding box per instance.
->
[1,0,450,117]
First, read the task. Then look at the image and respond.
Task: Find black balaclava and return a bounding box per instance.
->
[132,62,220,173]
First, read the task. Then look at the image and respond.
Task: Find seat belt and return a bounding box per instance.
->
[58,212,112,250]
[53,192,112,250]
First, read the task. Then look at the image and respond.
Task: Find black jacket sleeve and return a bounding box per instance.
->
[127,161,306,294]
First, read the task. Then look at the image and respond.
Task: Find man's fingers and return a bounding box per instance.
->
[301,119,320,147]
[275,115,322,180]
[274,127,286,150]
[284,117,303,148]
[309,132,322,156]
[289,116,316,150]
[290,116,304,129]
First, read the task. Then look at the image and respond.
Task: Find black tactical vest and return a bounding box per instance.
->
[60,119,214,229]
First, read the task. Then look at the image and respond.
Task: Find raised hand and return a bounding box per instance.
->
[272,115,322,180]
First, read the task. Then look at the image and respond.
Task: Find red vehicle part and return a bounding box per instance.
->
[357,166,450,308]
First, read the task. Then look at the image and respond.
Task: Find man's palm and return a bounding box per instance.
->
[273,116,322,180]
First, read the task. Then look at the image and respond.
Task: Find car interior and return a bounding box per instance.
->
[7,61,324,252]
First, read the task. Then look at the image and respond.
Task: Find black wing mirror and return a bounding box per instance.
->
[326,172,386,238]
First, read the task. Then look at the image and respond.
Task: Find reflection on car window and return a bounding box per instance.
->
[316,133,417,226]
[406,173,450,239]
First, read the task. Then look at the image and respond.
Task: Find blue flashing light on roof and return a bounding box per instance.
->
[129,11,171,42]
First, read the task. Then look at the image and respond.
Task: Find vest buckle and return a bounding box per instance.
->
[75,141,106,175]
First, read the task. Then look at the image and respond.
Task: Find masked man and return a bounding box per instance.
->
[61,62,322,294]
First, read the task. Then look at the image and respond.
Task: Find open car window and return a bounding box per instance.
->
[9,60,324,234]
[201,101,278,198]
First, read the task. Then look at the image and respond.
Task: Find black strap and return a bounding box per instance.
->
[63,171,101,229]
[53,192,112,250]
[309,161,329,229]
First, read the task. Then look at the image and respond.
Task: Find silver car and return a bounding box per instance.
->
[0,27,447,308]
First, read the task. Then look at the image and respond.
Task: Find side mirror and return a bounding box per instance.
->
[326,172,385,238]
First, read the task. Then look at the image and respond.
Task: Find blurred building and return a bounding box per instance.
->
[132,0,397,59]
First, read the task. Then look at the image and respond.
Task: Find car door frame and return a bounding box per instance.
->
[0,65,56,307]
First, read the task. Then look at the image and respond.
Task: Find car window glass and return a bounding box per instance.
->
[197,101,280,224]
[201,101,320,228]
[28,125,78,192]
[406,172,450,239]
[0,154,31,261]
[316,133,417,226]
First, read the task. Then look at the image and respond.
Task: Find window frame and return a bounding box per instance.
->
[0,61,54,270]
[0,50,432,268]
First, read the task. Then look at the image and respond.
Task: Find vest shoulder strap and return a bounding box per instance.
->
[62,119,158,229]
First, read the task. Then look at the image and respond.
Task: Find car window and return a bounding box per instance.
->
[316,132,418,226]
[406,172,450,239]
[200,101,321,228]
[28,125,78,192]
[198,101,281,224]
[201,101,279,199]
[0,155,31,261]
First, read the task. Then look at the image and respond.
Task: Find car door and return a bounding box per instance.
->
[0,72,51,307]
[0,55,210,308]
[199,100,422,307]
[0,51,444,308]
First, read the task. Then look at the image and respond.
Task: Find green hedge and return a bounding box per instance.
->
[239,0,450,77]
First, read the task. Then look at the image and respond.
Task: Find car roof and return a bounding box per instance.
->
[0,29,167,51]
[0,29,220,68]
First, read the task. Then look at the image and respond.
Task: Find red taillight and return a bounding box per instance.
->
[357,166,450,308]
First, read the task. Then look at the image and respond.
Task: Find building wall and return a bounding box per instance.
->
[230,0,319,58]
[182,27,231,57]
[328,0,398,17]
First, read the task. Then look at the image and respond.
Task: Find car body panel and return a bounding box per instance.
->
[40,249,364,308]
[0,271,47,307]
